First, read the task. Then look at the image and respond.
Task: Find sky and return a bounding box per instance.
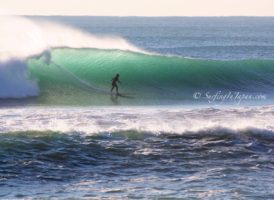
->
[0,0,273,16]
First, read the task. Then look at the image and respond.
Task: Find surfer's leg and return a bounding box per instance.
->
[116,85,119,94]
[111,85,115,93]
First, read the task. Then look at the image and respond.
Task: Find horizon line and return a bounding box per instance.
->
[2,14,274,18]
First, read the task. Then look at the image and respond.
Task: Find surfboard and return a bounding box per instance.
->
[53,62,135,98]
[113,93,135,99]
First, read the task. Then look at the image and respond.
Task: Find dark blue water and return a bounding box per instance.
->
[1,130,274,199]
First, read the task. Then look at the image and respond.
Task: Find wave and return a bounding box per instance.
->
[1,47,274,103]
[0,60,39,98]
[0,16,145,99]
[1,127,274,143]
[23,48,274,105]
[1,17,274,104]
[1,106,274,135]
[1,106,274,189]
[0,16,145,61]
[1,125,273,192]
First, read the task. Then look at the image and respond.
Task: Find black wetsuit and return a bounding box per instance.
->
[111,75,120,93]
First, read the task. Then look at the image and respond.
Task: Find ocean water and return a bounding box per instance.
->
[1,16,274,199]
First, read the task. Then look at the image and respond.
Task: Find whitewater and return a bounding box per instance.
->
[0,16,145,98]
[1,16,274,199]
[1,16,274,103]
[1,106,274,135]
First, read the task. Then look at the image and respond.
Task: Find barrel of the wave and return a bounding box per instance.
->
[27,48,274,105]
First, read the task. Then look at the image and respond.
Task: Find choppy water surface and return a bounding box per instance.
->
[0,106,274,199]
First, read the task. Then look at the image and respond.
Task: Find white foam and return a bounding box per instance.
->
[0,16,145,98]
[0,59,39,98]
[0,16,144,61]
[0,106,273,135]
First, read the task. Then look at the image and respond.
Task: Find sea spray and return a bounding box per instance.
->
[0,16,144,98]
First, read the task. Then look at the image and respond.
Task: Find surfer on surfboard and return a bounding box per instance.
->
[111,73,121,95]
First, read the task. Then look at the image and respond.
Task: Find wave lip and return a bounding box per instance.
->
[0,16,145,62]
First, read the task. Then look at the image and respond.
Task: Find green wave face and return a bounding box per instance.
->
[27,48,274,105]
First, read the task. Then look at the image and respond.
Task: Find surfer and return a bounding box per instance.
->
[111,73,121,94]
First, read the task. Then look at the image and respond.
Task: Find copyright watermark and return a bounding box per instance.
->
[193,91,266,104]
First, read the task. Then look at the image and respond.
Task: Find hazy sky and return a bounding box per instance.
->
[0,0,273,16]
